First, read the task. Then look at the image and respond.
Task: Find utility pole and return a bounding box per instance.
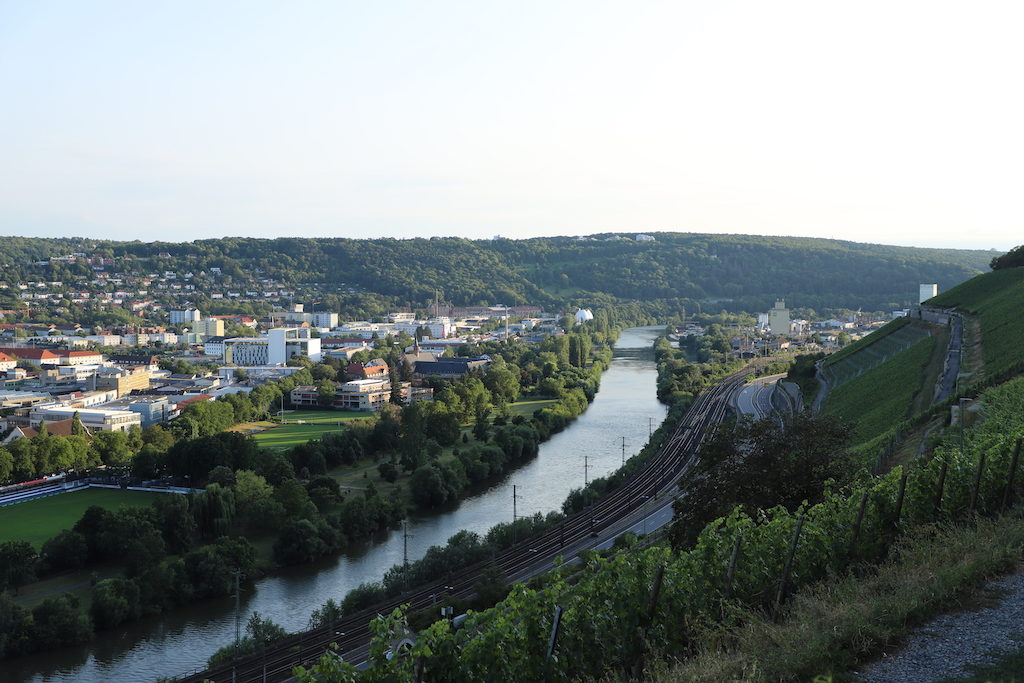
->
[584,455,591,487]
[621,436,627,466]
[403,520,411,568]
[233,568,241,679]
[512,484,523,544]
[649,417,653,439]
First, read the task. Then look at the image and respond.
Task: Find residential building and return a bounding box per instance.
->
[170,308,201,325]
[348,358,389,380]
[0,352,15,372]
[194,318,225,338]
[108,354,160,371]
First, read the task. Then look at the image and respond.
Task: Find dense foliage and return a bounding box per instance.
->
[0,233,994,320]
[989,243,1024,270]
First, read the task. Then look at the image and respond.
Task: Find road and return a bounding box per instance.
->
[735,374,783,420]
[179,368,750,683]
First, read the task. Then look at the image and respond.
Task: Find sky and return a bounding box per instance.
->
[0,1,1020,251]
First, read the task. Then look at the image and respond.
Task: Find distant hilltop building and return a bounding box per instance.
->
[635,234,656,242]
[919,284,938,303]
[768,299,790,335]
[574,308,594,325]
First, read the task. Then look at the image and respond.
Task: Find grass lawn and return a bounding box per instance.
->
[507,398,557,418]
[254,423,351,449]
[0,488,167,548]
[250,409,373,450]
[281,409,372,424]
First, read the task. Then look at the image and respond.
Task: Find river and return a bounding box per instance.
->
[5,326,668,682]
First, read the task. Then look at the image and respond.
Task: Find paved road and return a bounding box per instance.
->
[736,375,782,420]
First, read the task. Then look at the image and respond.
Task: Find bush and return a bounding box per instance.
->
[91,578,142,629]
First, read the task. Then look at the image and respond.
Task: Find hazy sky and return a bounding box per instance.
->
[1,1,1020,250]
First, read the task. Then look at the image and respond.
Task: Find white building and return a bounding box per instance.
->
[30,406,141,432]
[0,352,16,372]
[223,327,322,365]
[170,308,201,325]
[574,308,594,325]
[768,300,790,335]
[919,284,938,304]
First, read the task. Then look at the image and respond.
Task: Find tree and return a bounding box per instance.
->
[273,478,311,518]
[0,594,33,658]
[153,493,197,554]
[41,530,88,571]
[234,469,274,517]
[207,465,235,488]
[90,430,133,466]
[273,519,328,565]
[990,244,1024,270]
[192,483,236,539]
[0,541,37,593]
[0,447,12,483]
[317,380,337,408]
[409,464,455,509]
[207,611,287,666]
[71,411,86,436]
[31,594,92,647]
[668,413,854,549]
[308,598,343,629]
[90,578,142,629]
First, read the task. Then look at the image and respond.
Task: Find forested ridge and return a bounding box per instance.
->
[0,233,994,313]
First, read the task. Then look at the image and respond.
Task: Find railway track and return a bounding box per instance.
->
[179,368,750,682]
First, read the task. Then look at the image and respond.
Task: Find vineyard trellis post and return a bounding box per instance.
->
[848,492,869,561]
[893,471,908,531]
[934,459,948,516]
[722,534,742,608]
[1002,438,1022,511]
[774,515,805,616]
[632,563,666,678]
[542,604,564,683]
[969,451,987,513]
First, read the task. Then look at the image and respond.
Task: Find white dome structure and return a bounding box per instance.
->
[574,308,594,325]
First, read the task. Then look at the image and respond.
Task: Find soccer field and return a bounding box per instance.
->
[0,487,168,548]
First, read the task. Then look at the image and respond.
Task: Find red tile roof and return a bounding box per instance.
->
[0,347,60,361]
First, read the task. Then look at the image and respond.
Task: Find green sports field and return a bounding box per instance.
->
[0,487,167,548]
[251,409,372,450]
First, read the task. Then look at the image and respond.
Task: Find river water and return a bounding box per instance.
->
[6,326,668,682]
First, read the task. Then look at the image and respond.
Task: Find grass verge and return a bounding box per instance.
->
[658,513,1024,682]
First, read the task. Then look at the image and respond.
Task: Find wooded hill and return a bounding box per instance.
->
[0,233,996,314]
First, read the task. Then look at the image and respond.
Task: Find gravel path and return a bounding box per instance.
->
[855,568,1024,682]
